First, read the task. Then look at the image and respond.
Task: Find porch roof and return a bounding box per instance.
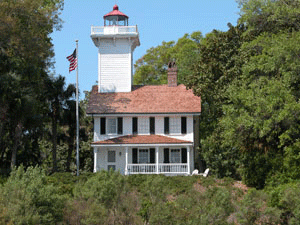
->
[91,135,193,147]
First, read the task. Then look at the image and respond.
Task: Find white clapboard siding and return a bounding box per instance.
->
[98,39,133,93]
[93,116,194,143]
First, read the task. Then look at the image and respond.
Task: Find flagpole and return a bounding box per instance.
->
[76,40,80,176]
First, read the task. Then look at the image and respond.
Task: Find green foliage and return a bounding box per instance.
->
[149,184,234,224]
[2,168,300,224]
[238,0,300,37]
[66,170,143,224]
[178,0,300,188]
[0,166,66,224]
[268,182,300,224]
[133,31,202,85]
[134,40,175,85]
[219,30,300,187]
[236,189,281,225]
[74,170,126,207]
[0,0,64,170]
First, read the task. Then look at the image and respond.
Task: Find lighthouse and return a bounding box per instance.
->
[91,5,140,93]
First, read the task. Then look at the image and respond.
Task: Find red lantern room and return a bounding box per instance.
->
[103,5,129,26]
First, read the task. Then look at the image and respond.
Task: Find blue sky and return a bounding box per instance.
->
[51,0,241,99]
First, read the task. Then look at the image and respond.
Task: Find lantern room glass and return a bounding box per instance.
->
[104,16,128,26]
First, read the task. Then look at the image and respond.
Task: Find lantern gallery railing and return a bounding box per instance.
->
[126,163,188,175]
[91,25,138,36]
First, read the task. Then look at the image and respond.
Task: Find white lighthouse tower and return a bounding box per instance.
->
[91,5,140,93]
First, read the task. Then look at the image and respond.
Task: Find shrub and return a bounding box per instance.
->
[67,170,143,224]
[149,186,234,224]
[0,166,66,224]
[268,182,300,224]
[236,189,281,225]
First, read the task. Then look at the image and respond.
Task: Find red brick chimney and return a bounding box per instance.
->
[168,61,177,87]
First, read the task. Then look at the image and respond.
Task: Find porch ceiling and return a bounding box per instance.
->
[91,135,193,147]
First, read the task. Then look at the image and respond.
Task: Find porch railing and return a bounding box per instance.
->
[126,163,188,175]
[91,25,138,36]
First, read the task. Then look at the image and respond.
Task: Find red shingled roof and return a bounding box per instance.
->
[92,135,192,145]
[86,84,201,114]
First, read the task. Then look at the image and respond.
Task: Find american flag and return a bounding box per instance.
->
[66,49,77,72]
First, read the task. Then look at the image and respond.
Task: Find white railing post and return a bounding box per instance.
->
[187,146,190,175]
[125,147,128,175]
[156,147,159,174]
[94,148,97,173]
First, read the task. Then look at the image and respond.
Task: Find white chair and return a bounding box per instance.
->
[200,168,209,177]
[192,169,199,175]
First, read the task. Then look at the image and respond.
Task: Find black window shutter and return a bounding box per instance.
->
[163,148,169,163]
[164,117,169,134]
[181,117,187,134]
[181,148,187,163]
[100,117,106,135]
[132,148,138,164]
[150,117,155,134]
[132,117,138,134]
[150,148,155,163]
[117,117,123,134]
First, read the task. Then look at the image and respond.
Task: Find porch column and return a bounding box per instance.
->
[125,147,128,175]
[156,147,159,174]
[187,146,190,175]
[93,148,98,173]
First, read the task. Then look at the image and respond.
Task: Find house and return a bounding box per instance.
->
[86,5,201,175]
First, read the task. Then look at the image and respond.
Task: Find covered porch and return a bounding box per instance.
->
[92,135,194,175]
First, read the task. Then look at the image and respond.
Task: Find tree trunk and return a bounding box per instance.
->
[0,105,8,164]
[52,113,57,172]
[11,122,22,169]
[66,137,74,172]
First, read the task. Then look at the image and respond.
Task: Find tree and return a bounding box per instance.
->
[182,24,245,177]
[215,0,300,187]
[133,31,202,85]
[179,0,300,188]
[44,75,76,172]
[0,0,64,169]
[134,41,175,85]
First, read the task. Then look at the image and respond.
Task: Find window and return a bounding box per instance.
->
[108,151,116,162]
[170,117,181,134]
[164,148,187,164]
[138,117,149,134]
[106,117,123,135]
[139,149,149,163]
[107,118,117,134]
[170,149,181,163]
[165,117,186,134]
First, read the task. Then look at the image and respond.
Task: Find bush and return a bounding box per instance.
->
[268,182,300,224]
[236,189,281,225]
[0,166,66,224]
[65,170,143,224]
[46,171,94,196]
[149,186,234,224]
